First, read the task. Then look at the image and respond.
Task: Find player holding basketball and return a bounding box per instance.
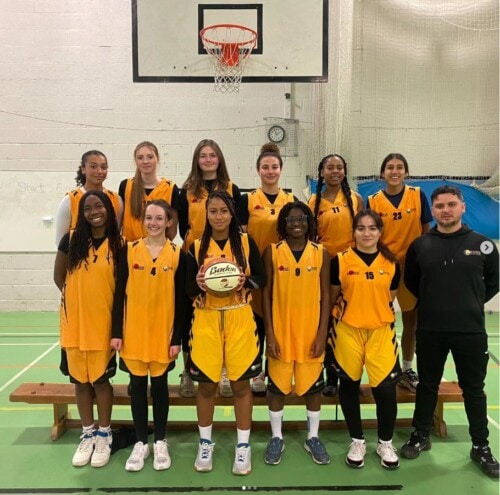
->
[185,191,265,476]
[178,139,242,399]
[367,153,432,392]
[111,200,185,472]
[261,201,331,466]
[54,191,123,468]
[55,150,123,246]
[119,141,179,242]
[308,154,363,396]
[329,210,401,470]
[237,143,296,395]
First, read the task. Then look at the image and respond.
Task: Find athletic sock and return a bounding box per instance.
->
[402,360,413,372]
[306,409,321,439]
[237,428,251,446]
[198,425,213,442]
[269,409,284,439]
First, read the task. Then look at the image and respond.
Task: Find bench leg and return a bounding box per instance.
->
[433,399,447,438]
[51,404,71,441]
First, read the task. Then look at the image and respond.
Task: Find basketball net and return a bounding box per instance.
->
[200,24,257,93]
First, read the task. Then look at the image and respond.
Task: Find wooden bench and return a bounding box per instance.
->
[9,381,463,441]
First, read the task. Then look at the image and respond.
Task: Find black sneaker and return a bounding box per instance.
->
[401,430,431,459]
[470,445,500,478]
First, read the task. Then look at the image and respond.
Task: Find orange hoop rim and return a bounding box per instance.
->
[200,23,258,47]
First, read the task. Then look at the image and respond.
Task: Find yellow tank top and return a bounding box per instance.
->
[68,188,120,230]
[336,248,396,329]
[367,186,422,262]
[247,188,294,254]
[308,191,359,257]
[193,233,251,310]
[270,240,324,363]
[60,238,116,351]
[120,239,180,364]
[183,182,234,252]
[122,178,176,241]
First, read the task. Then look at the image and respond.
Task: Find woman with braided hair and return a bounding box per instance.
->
[185,190,265,476]
[308,154,363,395]
[54,191,123,469]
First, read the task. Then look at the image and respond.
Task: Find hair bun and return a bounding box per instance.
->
[260,142,281,155]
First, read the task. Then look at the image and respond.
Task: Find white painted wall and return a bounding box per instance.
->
[0,1,497,311]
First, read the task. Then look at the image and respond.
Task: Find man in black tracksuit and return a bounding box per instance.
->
[400,185,499,478]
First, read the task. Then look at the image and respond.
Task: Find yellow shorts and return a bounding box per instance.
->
[66,347,115,384]
[332,320,399,387]
[268,357,323,396]
[122,358,171,378]
[397,264,417,312]
[189,304,259,383]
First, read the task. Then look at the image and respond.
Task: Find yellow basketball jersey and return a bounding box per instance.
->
[308,191,359,257]
[120,239,180,364]
[193,233,251,309]
[60,238,115,351]
[68,188,120,230]
[270,240,324,363]
[183,182,234,252]
[337,248,396,329]
[247,188,295,254]
[367,186,422,262]
[122,178,176,241]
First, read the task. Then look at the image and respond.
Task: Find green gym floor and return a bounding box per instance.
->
[0,312,498,495]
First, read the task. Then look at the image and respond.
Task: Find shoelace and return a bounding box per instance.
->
[236,449,247,462]
[200,444,211,459]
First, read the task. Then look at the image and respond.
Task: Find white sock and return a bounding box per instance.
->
[269,409,284,439]
[237,428,251,446]
[198,425,213,442]
[82,424,95,434]
[352,437,365,443]
[378,438,392,444]
[306,409,321,439]
[402,360,413,372]
[98,425,111,433]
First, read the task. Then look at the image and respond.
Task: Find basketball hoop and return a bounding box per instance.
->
[200,24,257,93]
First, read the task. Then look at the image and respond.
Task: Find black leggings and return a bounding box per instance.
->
[339,379,397,441]
[129,369,170,442]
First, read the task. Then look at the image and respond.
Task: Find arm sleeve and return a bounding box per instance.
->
[169,184,180,211]
[54,195,71,247]
[171,250,186,345]
[330,256,340,285]
[391,262,401,290]
[245,235,266,289]
[231,184,242,207]
[118,179,127,202]
[484,241,500,302]
[58,233,71,255]
[111,244,129,339]
[178,188,189,240]
[403,241,419,297]
[236,194,249,226]
[420,189,433,224]
[185,244,202,298]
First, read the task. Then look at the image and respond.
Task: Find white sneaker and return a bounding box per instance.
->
[194,439,215,472]
[232,443,252,475]
[345,439,366,468]
[90,430,112,468]
[125,441,150,472]
[376,441,400,470]
[153,439,171,471]
[72,430,95,467]
[251,371,266,395]
[219,369,233,398]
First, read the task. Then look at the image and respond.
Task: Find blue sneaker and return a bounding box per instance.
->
[264,437,285,465]
[304,437,330,465]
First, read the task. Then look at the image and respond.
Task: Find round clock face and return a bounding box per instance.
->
[268,125,286,143]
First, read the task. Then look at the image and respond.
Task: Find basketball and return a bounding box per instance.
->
[203,258,241,295]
